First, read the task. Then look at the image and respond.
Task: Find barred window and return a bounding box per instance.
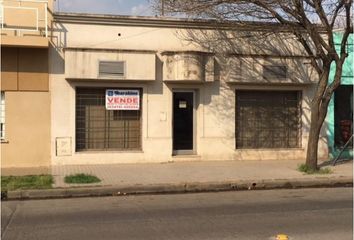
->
[236,91,301,149]
[76,88,141,151]
[0,91,5,139]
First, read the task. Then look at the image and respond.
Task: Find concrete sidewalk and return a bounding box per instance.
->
[4,159,353,200]
[51,159,353,188]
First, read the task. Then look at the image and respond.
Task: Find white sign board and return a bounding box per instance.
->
[105,89,140,110]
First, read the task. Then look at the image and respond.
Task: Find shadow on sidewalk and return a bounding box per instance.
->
[319,159,353,167]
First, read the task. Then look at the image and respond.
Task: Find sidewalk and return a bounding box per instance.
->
[5,159,354,200]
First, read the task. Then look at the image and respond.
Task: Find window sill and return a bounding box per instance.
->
[0,139,9,144]
[75,150,144,154]
[235,148,305,151]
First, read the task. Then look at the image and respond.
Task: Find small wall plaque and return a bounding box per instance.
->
[56,137,72,156]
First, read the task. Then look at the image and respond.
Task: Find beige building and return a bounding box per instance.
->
[1,0,53,170]
[1,7,329,169]
[49,13,329,166]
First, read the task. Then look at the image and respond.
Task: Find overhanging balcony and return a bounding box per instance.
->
[0,0,50,48]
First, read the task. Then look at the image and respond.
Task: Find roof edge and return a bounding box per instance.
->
[53,12,306,31]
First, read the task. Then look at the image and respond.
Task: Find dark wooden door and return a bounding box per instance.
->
[173,92,194,150]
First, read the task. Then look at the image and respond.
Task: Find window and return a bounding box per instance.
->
[0,91,5,139]
[263,65,287,81]
[334,85,353,147]
[76,88,141,151]
[236,91,301,149]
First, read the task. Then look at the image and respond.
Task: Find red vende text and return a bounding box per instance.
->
[107,97,138,105]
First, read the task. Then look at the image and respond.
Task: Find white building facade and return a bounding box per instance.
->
[50,13,328,165]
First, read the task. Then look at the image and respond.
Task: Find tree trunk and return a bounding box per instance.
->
[306,104,322,170]
[305,66,332,170]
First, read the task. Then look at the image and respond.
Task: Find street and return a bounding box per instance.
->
[1,188,352,240]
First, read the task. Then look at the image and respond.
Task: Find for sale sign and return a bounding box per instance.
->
[105,89,140,110]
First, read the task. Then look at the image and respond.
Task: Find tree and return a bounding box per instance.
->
[155,0,353,170]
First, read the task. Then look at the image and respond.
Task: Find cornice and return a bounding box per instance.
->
[53,12,307,32]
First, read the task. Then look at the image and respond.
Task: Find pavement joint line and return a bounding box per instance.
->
[2,177,352,201]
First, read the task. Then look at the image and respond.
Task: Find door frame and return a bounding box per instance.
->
[172,89,197,156]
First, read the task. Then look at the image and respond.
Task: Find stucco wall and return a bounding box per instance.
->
[326,33,353,159]
[1,91,51,168]
[0,47,49,91]
[52,20,309,55]
[49,17,328,165]
[65,49,156,80]
[1,46,51,169]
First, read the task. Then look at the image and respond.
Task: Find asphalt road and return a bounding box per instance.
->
[1,188,352,240]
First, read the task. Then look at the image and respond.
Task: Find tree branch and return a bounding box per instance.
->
[312,0,336,54]
[330,0,345,28]
[295,32,322,74]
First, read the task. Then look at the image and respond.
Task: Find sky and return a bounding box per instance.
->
[55,0,156,16]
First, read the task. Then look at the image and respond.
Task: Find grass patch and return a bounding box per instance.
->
[64,173,101,184]
[297,164,333,175]
[1,175,53,191]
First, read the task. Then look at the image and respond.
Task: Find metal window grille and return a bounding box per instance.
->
[0,91,5,139]
[236,91,301,149]
[263,65,287,80]
[76,88,141,151]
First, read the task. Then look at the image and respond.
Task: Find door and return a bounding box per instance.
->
[173,92,194,154]
[334,85,353,147]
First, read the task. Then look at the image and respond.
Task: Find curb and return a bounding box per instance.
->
[3,177,353,201]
